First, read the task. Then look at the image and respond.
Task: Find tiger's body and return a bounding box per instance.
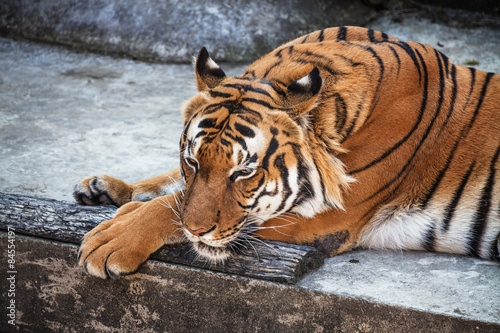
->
[75,27,499,279]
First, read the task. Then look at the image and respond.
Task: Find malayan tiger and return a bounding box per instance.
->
[74,26,500,279]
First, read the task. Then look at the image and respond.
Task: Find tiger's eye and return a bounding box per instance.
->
[185,157,198,168]
[230,169,254,181]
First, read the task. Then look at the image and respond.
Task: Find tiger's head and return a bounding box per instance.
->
[179,48,352,261]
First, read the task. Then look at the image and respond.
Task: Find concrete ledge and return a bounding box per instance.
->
[2,233,499,332]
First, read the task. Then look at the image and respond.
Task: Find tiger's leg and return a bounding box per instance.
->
[73,166,184,207]
[254,210,363,257]
[78,193,185,279]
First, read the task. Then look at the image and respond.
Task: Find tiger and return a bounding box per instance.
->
[75,26,500,279]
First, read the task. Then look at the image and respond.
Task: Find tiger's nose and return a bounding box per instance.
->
[184,225,215,237]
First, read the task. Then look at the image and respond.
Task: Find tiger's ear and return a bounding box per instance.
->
[195,47,226,91]
[285,67,322,117]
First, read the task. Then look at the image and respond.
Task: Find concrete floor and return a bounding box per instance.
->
[1,15,499,324]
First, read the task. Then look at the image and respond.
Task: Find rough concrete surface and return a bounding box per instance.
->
[1,6,500,331]
[1,234,498,332]
[299,249,500,324]
[0,0,378,62]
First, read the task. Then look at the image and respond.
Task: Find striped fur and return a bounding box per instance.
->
[177,26,500,262]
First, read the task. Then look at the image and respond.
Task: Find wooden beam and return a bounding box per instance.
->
[0,192,324,284]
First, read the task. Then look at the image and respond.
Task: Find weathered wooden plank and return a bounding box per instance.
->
[0,192,323,283]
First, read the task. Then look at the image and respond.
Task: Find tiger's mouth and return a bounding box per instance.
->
[185,217,251,263]
[192,241,232,263]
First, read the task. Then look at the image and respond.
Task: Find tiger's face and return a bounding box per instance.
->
[178,48,348,261]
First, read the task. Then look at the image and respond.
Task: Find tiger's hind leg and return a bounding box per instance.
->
[254,210,363,257]
[73,167,184,207]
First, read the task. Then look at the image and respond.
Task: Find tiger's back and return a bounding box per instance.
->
[245,27,500,260]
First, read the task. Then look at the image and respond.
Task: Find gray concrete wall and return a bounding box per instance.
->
[0,0,379,63]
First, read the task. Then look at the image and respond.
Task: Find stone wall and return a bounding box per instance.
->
[0,0,379,63]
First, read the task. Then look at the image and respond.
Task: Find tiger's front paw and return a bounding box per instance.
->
[73,175,131,207]
[78,198,184,279]
[77,205,151,279]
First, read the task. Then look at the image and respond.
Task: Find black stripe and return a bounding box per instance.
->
[261,137,279,171]
[238,114,259,127]
[388,41,422,83]
[422,221,436,251]
[364,46,385,92]
[187,138,195,153]
[297,49,339,63]
[195,130,208,139]
[387,45,401,77]
[182,117,194,142]
[274,154,293,212]
[203,100,236,115]
[439,51,450,78]
[318,29,325,42]
[334,93,347,134]
[243,70,256,79]
[468,67,477,99]
[286,142,314,206]
[223,83,274,99]
[490,233,499,261]
[235,199,251,210]
[234,122,255,138]
[220,138,231,147]
[233,106,264,121]
[264,61,282,78]
[247,153,258,164]
[311,157,328,206]
[432,49,446,117]
[351,47,426,175]
[269,81,287,98]
[381,32,389,41]
[466,72,494,132]
[468,145,500,257]
[247,172,266,194]
[209,91,232,98]
[291,58,345,78]
[341,97,363,142]
[337,26,347,40]
[224,132,247,150]
[198,117,218,129]
[368,28,375,42]
[420,137,460,209]
[442,162,475,232]
[440,64,458,133]
[241,97,276,110]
